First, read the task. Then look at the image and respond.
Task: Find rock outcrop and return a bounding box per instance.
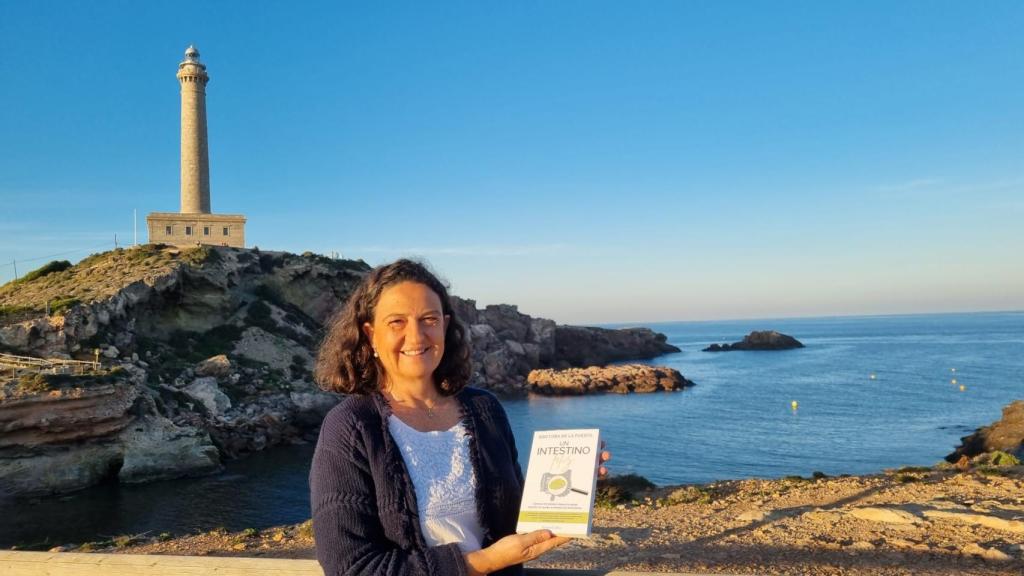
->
[452,300,681,395]
[553,326,680,367]
[703,330,804,352]
[527,364,694,395]
[0,370,221,496]
[0,246,681,494]
[946,400,1024,462]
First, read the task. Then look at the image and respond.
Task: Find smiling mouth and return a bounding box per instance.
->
[400,347,431,356]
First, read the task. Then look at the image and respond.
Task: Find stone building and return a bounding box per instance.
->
[147,46,246,247]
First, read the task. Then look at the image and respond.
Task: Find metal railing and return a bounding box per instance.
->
[0,353,100,375]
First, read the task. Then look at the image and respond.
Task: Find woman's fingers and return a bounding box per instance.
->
[522,531,571,561]
[596,449,611,477]
[526,535,571,559]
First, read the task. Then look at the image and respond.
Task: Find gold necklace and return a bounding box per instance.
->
[388,393,445,419]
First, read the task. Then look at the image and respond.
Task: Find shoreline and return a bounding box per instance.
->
[35,465,1024,575]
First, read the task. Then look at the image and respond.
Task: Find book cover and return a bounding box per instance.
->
[516,428,601,538]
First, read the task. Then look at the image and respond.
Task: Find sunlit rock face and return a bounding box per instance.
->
[527,364,694,396]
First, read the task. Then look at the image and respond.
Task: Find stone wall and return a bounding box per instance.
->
[146,213,246,248]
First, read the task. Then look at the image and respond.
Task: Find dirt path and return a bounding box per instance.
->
[94,466,1024,575]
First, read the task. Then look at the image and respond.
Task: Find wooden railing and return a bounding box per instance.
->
[0,551,735,575]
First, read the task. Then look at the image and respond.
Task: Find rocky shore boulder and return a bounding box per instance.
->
[527,364,694,395]
[703,330,804,352]
[946,400,1024,463]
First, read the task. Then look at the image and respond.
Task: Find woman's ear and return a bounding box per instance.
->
[443,314,450,331]
[362,321,374,343]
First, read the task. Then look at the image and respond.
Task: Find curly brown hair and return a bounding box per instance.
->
[315,259,472,396]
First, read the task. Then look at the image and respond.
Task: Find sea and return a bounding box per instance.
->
[3,311,1022,548]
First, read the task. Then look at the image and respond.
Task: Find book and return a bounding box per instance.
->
[516,428,601,538]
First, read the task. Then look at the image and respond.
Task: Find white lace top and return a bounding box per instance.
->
[386,415,484,554]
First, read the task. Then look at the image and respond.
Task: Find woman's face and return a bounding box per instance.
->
[363,281,449,388]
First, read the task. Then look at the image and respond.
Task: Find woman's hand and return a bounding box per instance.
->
[464,530,571,576]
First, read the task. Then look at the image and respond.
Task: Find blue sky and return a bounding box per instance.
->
[1,1,1021,324]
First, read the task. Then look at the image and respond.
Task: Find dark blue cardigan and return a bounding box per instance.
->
[310,387,525,576]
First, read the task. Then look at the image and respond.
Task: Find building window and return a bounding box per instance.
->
[223,227,229,236]
[203,226,210,236]
[185,226,193,236]
[165,226,172,235]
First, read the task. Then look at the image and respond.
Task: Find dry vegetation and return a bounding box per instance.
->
[0,245,212,321]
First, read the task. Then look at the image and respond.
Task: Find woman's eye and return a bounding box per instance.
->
[388,319,405,328]
[423,317,439,326]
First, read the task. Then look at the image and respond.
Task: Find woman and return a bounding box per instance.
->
[310,259,608,576]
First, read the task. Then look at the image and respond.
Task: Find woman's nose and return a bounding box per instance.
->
[404,320,425,342]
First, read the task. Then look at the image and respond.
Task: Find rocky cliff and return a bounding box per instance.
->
[946,400,1024,463]
[0,245,679,495]
[451,300,681,395]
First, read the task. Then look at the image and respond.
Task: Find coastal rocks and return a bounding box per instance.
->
[703,330,804,352]
[289,390,342,428]
[0,444,123,495]
[554,325,681,367]
[1,247,685,494]
[848,506,919,525]
[921,508,1024,534]
[195,354,232,377]
[0,384,138,449]
[117,415,221,483]
[527,364,694,395]
[455,299,678,395]
[183,377,232,416]
[946,400,1024,462]
[2,248,680,399]
[456,300,554,395]
[961,542,1013,562]
[233,327,309,375]
[0,374,222,496]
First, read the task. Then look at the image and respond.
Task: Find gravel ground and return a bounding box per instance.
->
[90,466,1024,575]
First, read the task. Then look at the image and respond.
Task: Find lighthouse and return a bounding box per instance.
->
[147,46,247,248]
[177,45,211,214]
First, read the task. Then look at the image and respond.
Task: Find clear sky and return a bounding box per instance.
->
[1,1,1022,324]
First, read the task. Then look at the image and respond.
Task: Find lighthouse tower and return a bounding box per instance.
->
[147,46,246,248]
[177,45,211,214]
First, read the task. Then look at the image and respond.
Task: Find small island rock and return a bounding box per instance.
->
[703,330,804,352]
[527,364,694,395]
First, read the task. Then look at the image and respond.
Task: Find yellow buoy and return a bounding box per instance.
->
[959,385,966,392]
[791,400,799,410]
